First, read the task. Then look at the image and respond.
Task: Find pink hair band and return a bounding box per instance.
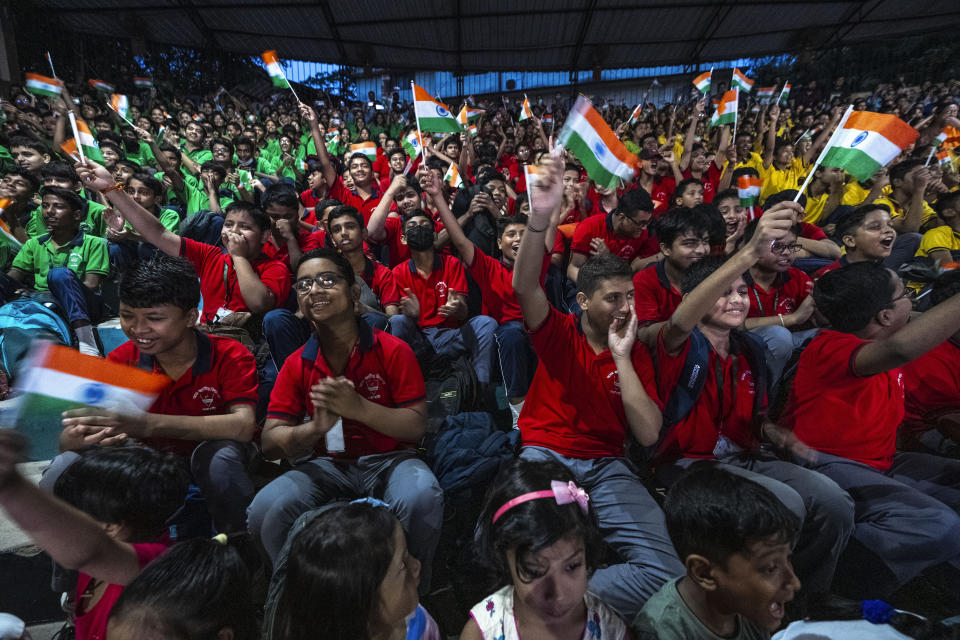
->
[492,480,590,524]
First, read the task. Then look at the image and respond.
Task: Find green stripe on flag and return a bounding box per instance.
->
[560,131,621,190]
[821,146,882,182]
[417,116,461,134]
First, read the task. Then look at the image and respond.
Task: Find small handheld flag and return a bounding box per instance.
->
[411,83,460,133]
[693,68,713,95]
[88,79,114,93]
[456,104,484,127]
[261,50,290,89]
[444,162,463,188]
[402,130,423,159]
[737,175,762,208]
[817,110,918,182]
[756,87,776,103]
[710,89,738,129]
[519,95,534,121]
[133,77,153,89]
[933,126,960,150]
[778,83,791,105]
[627,103,643,125]
[349,142,378,163]
[0,198,22,248]
[937,150,952,167]
[109,94,130,122]
[557,96,638,190]
[66,113,104,165]
[732,68,754,93]
[24,73,63,100]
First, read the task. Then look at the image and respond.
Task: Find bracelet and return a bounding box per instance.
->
[778,313,786,328]
[101,182,126,194]
[526,223,548,233]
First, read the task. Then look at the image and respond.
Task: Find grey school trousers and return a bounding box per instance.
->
[519,446,685,625]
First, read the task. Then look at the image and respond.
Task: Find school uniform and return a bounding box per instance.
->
[387,253,497,385]
[247,322,442,589]
[902,338,960,447]
[517,306,684,621]
[633,261,682,326]
[780,329,960,596]
[651,325,853,594]
[570,211,659,263]
[329,176,383,223]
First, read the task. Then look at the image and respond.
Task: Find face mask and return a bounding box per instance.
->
[405,225,434,251]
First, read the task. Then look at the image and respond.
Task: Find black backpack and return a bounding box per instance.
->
[423,353,481,434]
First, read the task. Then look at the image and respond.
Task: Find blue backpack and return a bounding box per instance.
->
[0,299,71,380]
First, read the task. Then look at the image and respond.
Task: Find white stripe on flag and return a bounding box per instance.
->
[561,109,634,180]
[18,367,156,412]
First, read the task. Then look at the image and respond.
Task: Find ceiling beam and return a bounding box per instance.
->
[317,0,346,63]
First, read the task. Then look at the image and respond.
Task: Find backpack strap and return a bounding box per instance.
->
[729,329,771,423]
[662,327,712,428]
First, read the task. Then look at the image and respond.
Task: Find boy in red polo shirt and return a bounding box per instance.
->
[739,220,820,382]
[779,261,960,597]
[512,155,684,621]
[567,188,660,282]
[386,210,497,388]
[650,204,854,596]
[366,174,425,267]
[260,185,324,272]
[634,206,713,344]
[248,248,442,588]
[79,159,290,326]
[49,256,258,533]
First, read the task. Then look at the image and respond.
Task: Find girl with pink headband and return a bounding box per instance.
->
[461,459,629,640]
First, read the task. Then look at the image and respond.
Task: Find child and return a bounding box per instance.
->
[9,136,51,171]
[462,458,629,640]
[513,155,683,621]
[0,168,38,245]
[107,538,256,640]
[34,162,107,238]
[274,501,440,640]
[715,188,748,254]
[672,178,705,209]
[633,206,713,342]
[779,261,960,598]
[914,190,960,266]
[54,256,259,533]
[634,467,800,639]
[260,185,324,271]
[76,160,290,325]
[1,186,107,355]
[248,249,443,589]
[0,432,188,640]
[387,209,497,388]
[814,205,898,277]
[106,172,181,269]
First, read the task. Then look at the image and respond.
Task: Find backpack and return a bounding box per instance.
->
[0,299,71,381]
[179,210,224,247]
[766,335,817,423]
[424,411,519,498]
[422,354,482,434]
[651,328,769,454]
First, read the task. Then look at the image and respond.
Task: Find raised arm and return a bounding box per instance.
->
[367,174,406,243]
[804,107,843,166]
[763,104,781,169]
[662,202,802,355]
[715,124,731,171]
[679,99,705,172]
[513,156,563,330]
[422,167,475,265]
[0,431,141,586]
[76,161,181,256]
[300,102,337,187]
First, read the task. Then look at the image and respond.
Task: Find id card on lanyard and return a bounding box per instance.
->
[711,351,743,459]
[213,262,234,323]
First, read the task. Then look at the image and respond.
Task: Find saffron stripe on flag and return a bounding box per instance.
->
[32,342,170,393]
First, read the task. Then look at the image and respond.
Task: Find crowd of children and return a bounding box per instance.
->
[0,67,959,640]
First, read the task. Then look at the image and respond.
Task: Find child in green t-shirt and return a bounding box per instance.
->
[1,186,107,355]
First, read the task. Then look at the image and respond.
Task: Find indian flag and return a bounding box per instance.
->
[542,114,553,127]
[14,342,170,455]
[737,175,762,207]
[0,198,21,248]
[710,89,738,128]
[444,162,462,188]
[402,130,423,158]
[693,68,712,94]
[523,163,544,194]
[520,95,534,121]
[627,103,643,125]
[109,94,129,121]
[411,83,460,133]
[934,126,960,150]
[88,79,114,93]
[456,104,484,126]
[133,76,153,88]
[349,142,377,163]
[71,117,104,164]
[24,73,62,99]
[557,96,638,190]
[938,150,952,167]
[262,50,290,89]
[778,83,791,105]
[325,128,340,154]
[757,87,775,103]
[732,68,753,93]
[465,122,479,137]
[818,109,919,182]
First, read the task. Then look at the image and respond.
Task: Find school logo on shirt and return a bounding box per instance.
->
[619,244,636,259]
[359,373,387,401]
[606,370,621,395]
[741,369,756,394]
[193,386,221,410]
[780,297,797,314]
[67,251,82,270]
[435,281,449,304]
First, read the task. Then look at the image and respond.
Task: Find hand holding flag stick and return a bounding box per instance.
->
[67,110,86,165]
[793,105,853,203]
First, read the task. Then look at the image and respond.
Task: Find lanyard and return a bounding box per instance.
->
[751,286,779,318]
[222,262,234,307]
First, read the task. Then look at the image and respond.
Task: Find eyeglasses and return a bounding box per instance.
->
[623,215,650,229]
[293,272,345,294]
[888,289,912,306]
[770,242,803,255]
